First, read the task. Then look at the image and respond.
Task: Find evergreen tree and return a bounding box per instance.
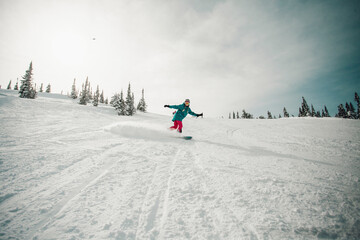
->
[232,111,235,119]
[241,109,253,119]
[298,107,302,117]
[259,115,265,119]
[46,84,51,93]
[349,102,356,119]
[324,105,330,117]
[299,97,310,117]
[283,107,290,118]
[132,93,135,112]
[85,79,90,103]
[137,88,147,112]
[19,62,37,99]
[88,83,93,102]
[105,97,109,105]
[114,90,126,115]
[236,111,240,119]
[267,111,273,119]
[321,109,325,118]
[125,83,136,116]
[315,111,321,118]
[79,78,89,105]
[93,85,100,106]
[355,92,359,119]
[311,104,316,117]
[336,104,346,118]
[14,79,19,90]
[100,90,105,104]
[110,93,120,107]
[241,110,245,118]
[7,80,11,90]
[345,102,350,116]
[39,83,43,92]
[71,79,78,99]
[278,114,282,119]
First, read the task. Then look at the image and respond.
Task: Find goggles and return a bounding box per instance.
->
[185,101,190,105]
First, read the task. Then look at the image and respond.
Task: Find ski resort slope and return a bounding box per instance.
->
[0,89,359,240]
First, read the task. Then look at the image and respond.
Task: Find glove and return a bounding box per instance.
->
[164,105,170,108]
[197,113,203,117]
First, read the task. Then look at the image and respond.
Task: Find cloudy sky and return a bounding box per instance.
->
[1,0,359,117]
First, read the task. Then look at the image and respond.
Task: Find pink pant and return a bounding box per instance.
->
[170,120,183,131]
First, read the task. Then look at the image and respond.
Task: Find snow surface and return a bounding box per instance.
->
[0,89,359,240]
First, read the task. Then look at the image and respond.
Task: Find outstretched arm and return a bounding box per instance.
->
[189,108,203,117]
[164,104,183,110]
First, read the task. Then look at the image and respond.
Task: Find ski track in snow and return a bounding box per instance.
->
[158,149,180,240]
[1,89,360,239]
[31,143,124,238]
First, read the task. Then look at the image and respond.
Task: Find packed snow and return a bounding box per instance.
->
[0,89,359,240]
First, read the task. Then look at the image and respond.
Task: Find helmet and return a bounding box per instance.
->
[184,99,190,103]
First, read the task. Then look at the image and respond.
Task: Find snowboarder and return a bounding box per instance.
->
[164,99,203,133]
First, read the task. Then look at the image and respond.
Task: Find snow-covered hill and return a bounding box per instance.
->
[0,89,359,239]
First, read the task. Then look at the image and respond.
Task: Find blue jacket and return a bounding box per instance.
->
[169,104,197,121]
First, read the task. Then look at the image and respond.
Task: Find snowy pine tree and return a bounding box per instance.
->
[39,83,43,92]
[110,93,120,107]
[336,104,346,118]
[114,90,126,116]
[283,107,290,118]
[14,79,19,91]
[88,83,93,102]
[241,109,253,119]
[105,97,109,105]
[311,104,316,117]
[132,93,135,111]
[137,89,147,112]
[299,97,310,117]
[345,102,350,114]
[349,102,356,119]
[93,85,100,107]
[125,83,136,116]
[7,80,11,90]
[232,112,235,119]
[100,90,105,104]
[71,79,78,99]
[19,62,37,99]
[267,111,273,119]
[355,92,359,119]
[46,84,51,93]
[236,111,240,119]
[79,78,89,105]
[324,105,330,117]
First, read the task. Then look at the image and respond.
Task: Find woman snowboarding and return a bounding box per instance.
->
[164,99,203,133]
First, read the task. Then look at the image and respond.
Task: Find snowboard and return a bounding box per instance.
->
[182,136,192,140]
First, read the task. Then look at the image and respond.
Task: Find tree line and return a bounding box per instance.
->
[229,93,359,120]
[11,61,359,120]
[71,76,147,116]
[13,61,147,116]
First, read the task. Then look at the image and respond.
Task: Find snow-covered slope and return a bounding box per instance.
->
[0,89,359,239]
